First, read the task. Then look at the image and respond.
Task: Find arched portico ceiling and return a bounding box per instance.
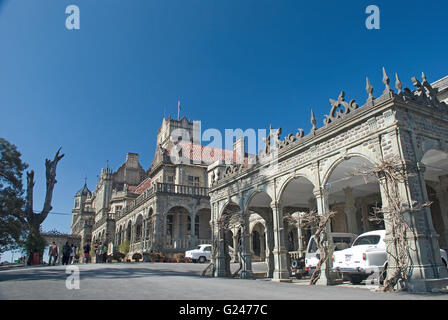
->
[325,156,379,203]
[247,191,272,208]
[422,149,448,182]
[279,177,314,208]
[166,206,190,215]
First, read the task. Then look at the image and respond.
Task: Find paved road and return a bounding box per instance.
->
[0,262,446,300]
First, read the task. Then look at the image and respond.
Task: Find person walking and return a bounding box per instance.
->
[69,244,76,264]
[96,242,103,263]
[83,242,91,264]
[48,242,58,266]
[102,243,108,263]
[62,241,71,265]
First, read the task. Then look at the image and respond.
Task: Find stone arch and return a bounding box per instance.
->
[277,174,316,207]
[321,152,378,187]
[323,154,382,234]
[420,148,448,249]
[419,139,448,162]
[244,189,273,215]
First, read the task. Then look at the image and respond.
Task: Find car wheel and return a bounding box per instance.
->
[198,256,206,263]
[349,275,364,285]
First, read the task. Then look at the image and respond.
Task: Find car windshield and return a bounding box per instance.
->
[352,235,381,246]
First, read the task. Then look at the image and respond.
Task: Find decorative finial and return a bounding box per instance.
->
[84,176,88,185]
[366,77,374,100]
[422,72,427,83]
[382,67,393,95]
[395,73,402,94]
[311,109,317,131]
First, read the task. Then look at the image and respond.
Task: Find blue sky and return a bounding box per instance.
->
[0,0,447,260]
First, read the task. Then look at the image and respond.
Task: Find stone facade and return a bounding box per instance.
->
[70,117,240,260]
[208,70,448,292]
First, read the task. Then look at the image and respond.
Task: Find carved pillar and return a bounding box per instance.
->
[360,200,369,233]
[265,219,275,278]
[190,212,197,248]
[435,176,448,249]
[152,201,162,251]
[260,230,266,260]
[344,187,358,234]
[271,201,290,282]
[178,213,183,248]
[314,188,337,285]
[232,231,239,263]
[240,214,253,279]
[214,225,228,277]
[297,225,304,257]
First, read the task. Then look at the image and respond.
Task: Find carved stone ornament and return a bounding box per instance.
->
[324,91,359,126]
[398,72,447,108]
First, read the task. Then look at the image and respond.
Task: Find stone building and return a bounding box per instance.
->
[71,116,244,259]
[208,70,448,292]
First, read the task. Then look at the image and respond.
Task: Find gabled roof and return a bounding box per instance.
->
[167,142,251,165]
[132,177,152,194]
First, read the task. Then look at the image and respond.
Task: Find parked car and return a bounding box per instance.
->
[305,232,357,276]
[185,244,212,263]
[332,229,448,285]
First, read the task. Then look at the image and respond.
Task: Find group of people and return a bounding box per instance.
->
[47,240,108,265]
[93,241,108,263]
[48,242,77,265]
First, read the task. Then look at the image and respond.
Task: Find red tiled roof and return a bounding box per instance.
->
[169,142,251,165]
[133,177,152,194]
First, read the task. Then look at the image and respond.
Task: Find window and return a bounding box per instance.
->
[188,175,200,186]
[167,176,174,183]
[352,235,381,246]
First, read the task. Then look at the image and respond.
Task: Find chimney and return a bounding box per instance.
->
[126,153,139,168]
[233,137,245,164]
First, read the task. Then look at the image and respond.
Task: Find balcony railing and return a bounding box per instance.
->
[117,183,209,220]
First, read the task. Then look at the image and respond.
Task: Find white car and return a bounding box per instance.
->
[332,229,448,284]
[305,232,357,275]
[185,244,212,263]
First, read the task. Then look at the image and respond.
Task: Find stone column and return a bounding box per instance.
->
[360,201,369,233]
[436,176,448,249]
[152,202,162,251]
[240,214,253,279]
[314,188,337,285]
[297,226,304,257]
[271,201,290,282]
[214,225,228,277]
[190,213,197,248]
[178,213,183,249]
[343,187,358,234]
[232,231,239,263]
[260,230,266,261]
[265,219,275,278]
[379,162,448,292]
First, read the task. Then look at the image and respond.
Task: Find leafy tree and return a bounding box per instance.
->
[119,239,130,254]
[0,138,28,253]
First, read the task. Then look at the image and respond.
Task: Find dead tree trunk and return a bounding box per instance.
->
[284,210,335,285]
[24,148,64,263]
[356,156,429,292]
